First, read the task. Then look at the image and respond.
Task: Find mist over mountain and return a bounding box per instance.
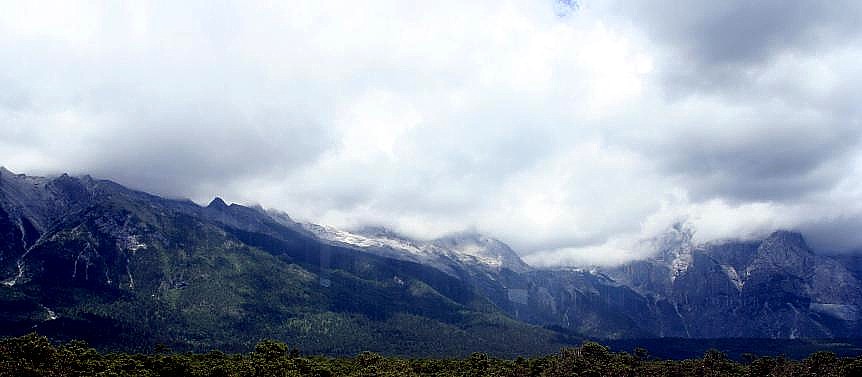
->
[3,0,862,267]
[4,0,862,363]
[2,169,861,355]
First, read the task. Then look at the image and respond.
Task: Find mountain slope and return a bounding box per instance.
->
[300,214,862,340]
[3,168,862,353]
[0,168,573,356]
[603,227,862,338]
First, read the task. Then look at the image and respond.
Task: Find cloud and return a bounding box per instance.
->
[2,0,862,266]
[607,0,862,94]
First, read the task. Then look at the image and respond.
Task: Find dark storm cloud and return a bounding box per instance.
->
[0,2,337,199]
[800,216,862,254]
[616,0,862,93]
[596,0,862,206]
[649,117,862,202]
[83,110,331,199]
[0,71,334,200]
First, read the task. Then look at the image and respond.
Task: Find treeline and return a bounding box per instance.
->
[2,333,862,376]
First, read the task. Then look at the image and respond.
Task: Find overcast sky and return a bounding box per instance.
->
[2,0,862,266]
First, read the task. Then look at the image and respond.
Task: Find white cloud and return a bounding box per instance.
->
[2,0,862,266]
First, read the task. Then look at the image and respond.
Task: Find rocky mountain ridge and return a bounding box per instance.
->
[1,168,861,354]
[0,168,570,355]
[603,226,862,338]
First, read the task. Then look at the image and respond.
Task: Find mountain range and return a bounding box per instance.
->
[1,167,861,356]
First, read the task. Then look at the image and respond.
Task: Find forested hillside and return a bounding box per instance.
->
[0,169,571,356]
[2,333,862,377]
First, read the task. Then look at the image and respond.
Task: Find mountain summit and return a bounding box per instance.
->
[1,170,861,353]
[207,196,229,210]
[604,228,862,338]
[0,171,566,355]
[432,231,531,273]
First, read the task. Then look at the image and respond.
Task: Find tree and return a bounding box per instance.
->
[804,351,837,376]
[254,339,289,359]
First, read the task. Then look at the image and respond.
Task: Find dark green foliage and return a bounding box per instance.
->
[7,173,862,363]
[0,174,574,357]
[2,334,861,377]
[604,338,862,360]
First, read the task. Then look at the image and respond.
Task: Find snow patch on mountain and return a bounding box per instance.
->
[432,232,531,273]
[809,303,858,321]
[721,265,744,291]
[305,224,428,256]
[303,224,532,274]
[640,222,696,281]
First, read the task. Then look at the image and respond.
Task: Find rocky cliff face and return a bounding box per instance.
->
[2,168,861,348]
[311,217,862,339]
[0,169,571,355]
[603,228,862,338]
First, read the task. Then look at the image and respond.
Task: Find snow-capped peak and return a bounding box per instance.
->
[432,232,531,273]
[302,224,532,274]
[642,222,695,280]
[303,224,427,256]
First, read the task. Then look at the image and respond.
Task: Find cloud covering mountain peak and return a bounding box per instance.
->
[2,0,862,265]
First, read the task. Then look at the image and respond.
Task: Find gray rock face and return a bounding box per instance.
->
[305,225,532,277]
[603,229,862,338]
[3,169,861,340]
[0,169,97,284]
[294,213,862,339]
[0,169,92,233]
[431,231,532,274]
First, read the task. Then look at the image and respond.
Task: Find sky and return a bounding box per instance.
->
[2,0,862,266]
